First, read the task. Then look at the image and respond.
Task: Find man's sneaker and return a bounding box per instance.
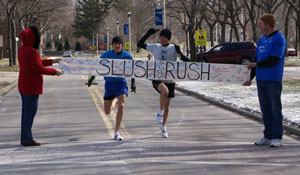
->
[114,134,123,141]
[270,139,282,147]
[156,114,163,124]
[162,130,168,138]
[254,137,271,145]
[160,125,168,138]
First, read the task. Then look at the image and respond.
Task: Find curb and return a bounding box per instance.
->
[0,79,17,96]
[175,86,300,137]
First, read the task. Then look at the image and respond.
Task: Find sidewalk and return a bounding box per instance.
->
[0,71,18,96]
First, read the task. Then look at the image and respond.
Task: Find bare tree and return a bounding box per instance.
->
[15,0,72,55]
[168,0,203,62]
[224,0,243,42]
[0,0,18,66]
[287,0,300,55]
[242,0,263,42]
[258,0,285,13]
[207,0,229,44]
[200,0,218,47]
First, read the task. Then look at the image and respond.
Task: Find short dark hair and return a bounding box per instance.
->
[112,36,123,45]
[260,14,275,28]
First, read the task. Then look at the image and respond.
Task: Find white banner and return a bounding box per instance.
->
[59,58,250,84]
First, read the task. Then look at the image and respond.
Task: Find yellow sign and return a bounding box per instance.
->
[195,30,207,46]
[124,42,130,50]
[90,45,96,51]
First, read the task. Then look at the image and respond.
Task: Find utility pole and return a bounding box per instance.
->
[128,11,131,54]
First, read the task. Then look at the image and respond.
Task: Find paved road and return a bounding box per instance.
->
[284,67,300,79]
[0,75,300,175]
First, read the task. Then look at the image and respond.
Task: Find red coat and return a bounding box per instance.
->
[18,28,57,95]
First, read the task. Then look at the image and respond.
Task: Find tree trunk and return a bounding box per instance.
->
[251,21,258,43]
[7,13,12,67]
[11,19,16,65]
[298,13,300,56]
[229,28,233,42]
[188,26,197,62]
[220,23,226,44]
[233,25,240,41]
[209,26,214,47]
[185,30,189,56]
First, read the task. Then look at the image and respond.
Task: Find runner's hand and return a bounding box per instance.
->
[87,76,95,87]
[131,78,136,93]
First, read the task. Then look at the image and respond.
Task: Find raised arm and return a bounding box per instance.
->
[137,28,159,49]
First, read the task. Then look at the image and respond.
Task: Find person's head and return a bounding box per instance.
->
[112,36,123,53]
[258,13,275,35]
[159,28,171,46]
[19,26,40,50]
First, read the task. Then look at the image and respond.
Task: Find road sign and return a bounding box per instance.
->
[104,36,107,43]
[124,42,130,51]
[155,8,163,26]
[90,45,96,51]
[195,30,207,46]
[124,24,129,35]
[91,41,96,46]
[99,44,105,50]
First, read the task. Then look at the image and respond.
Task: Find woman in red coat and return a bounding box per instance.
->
[18,26,63,146]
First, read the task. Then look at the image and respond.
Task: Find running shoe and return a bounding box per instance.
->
[254,137,271,145]
[156,113,163,124]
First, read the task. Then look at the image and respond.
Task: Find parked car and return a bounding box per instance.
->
[197,42,256,65]
[287,48,297,56]
[63,51,72,57]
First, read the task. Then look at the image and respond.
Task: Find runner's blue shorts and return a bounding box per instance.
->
[104,81,128,100]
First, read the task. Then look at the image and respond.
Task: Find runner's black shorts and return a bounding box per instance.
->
[152,80,175,98]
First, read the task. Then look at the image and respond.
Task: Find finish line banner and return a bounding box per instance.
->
[59,58,250,84]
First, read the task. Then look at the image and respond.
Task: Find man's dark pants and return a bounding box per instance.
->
[257,80,283,140]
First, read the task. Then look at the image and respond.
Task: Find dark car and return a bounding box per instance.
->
[197,42,256,65]
[287,48,297,56]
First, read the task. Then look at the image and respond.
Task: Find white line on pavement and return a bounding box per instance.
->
[1,159,299,168]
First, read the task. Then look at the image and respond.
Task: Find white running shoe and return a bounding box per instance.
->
[160,125,168,138]
[254,137,271,145]
[162,131,168,138]
[156,114,163,124]
[270,139,282,147]
[114,131,123,141]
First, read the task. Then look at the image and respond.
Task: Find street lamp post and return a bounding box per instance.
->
[15,37,18,61]
[163,0,166,28]
[96,33,98,56]
[92,35,94,57]
[106,28,109,51]
[116,20,120,36]
[128,11,131,54]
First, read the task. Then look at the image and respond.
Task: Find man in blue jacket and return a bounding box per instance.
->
[245,14,286,147]
[89,36,135,140]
